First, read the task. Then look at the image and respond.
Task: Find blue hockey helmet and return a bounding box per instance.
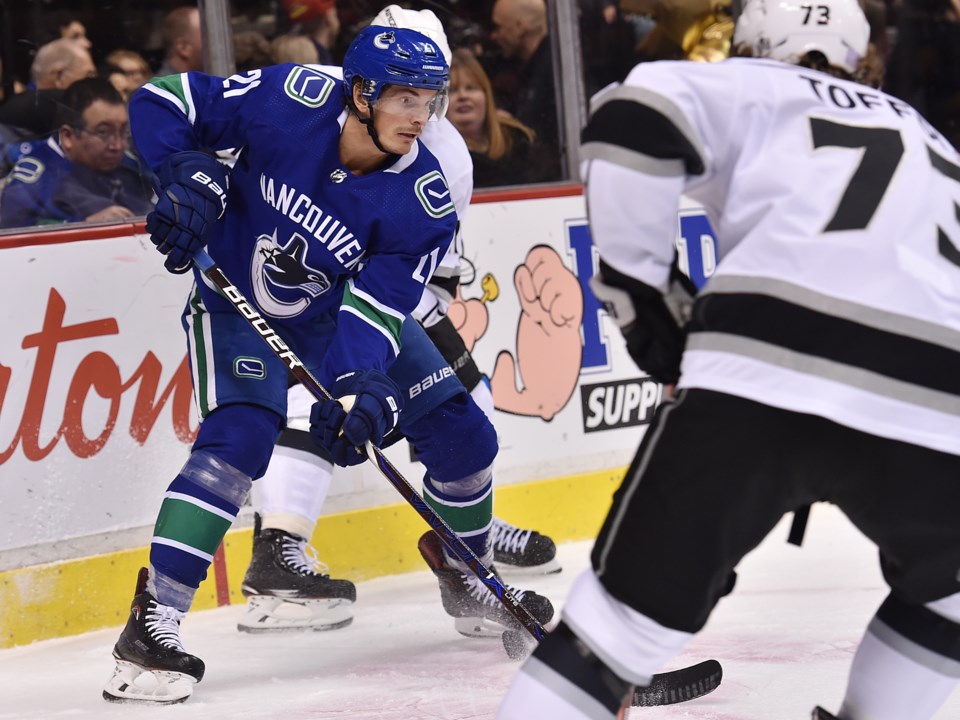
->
[342,25,450,120]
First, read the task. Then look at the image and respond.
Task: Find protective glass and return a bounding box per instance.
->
[370,88,449,122]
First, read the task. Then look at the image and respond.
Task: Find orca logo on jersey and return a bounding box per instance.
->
[251,230,332,318]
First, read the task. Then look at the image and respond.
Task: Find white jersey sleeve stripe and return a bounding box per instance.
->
[141,82,189,119]
[582,142,687,177]
[588,83,708,173]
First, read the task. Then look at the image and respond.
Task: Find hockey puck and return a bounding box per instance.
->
[502,629,535,660]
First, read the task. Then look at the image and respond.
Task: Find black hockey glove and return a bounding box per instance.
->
[309,370,404,467]
[589,259,691,385]
[146,151,229,274]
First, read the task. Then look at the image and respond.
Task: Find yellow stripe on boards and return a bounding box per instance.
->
[0,469,624,648]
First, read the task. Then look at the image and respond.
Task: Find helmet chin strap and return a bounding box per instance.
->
[349,99,394,157]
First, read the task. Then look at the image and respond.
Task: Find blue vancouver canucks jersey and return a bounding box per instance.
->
[0,138,71,228]
[129,64,458,382]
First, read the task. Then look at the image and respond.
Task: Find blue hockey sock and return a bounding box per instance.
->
[423,467,493,561]
[406,394,498,562]
[148,449,252,610]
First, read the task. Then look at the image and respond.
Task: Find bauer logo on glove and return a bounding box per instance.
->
[146,150,231,274]
[188,170,228,217]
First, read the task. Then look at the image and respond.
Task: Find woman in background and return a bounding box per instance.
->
[446,48,556,187]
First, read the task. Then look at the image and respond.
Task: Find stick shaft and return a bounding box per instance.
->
[192,250,545,641]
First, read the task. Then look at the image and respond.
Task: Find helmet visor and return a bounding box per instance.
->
[371,87,449,122]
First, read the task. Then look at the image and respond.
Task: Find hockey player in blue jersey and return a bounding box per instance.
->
[238,4,561,637]
[103,26,553,705]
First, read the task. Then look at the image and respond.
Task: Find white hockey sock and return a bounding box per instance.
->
[563,570,693,685]
[498,665,606,720]
[839,631,958,720]
[470,379,496,425]
[253,446,332,540]
[499,572,691,720]
[838,595,960,720]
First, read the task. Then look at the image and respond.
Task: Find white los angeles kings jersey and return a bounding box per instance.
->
[582,57,960,456]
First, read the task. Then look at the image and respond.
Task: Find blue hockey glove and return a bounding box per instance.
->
[309,370,404,467]
[146,151,229,274]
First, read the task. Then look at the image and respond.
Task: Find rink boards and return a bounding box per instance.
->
[0,186,716,648]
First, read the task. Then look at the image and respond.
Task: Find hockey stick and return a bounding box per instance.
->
[192,250,544,642]
[192,250,723,706]
[632,658,722,706]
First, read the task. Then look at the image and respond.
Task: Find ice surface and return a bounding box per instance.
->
[2,504,959,719]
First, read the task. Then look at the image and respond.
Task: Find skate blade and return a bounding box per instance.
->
[495,557,562,577]
[237,595,354,633]
[102,660,195,704]
[454,615,515,639]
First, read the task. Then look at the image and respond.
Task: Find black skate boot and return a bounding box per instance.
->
[491,516,561,575]
[238,514,356,632]
[102,567,204,704]
[418,530,555,638]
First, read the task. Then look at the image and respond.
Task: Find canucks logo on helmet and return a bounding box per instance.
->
[341,25,450,118]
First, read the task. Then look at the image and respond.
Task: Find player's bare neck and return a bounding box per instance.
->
[340,114,392,176]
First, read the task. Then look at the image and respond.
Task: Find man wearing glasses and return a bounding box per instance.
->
[0,77,154,229]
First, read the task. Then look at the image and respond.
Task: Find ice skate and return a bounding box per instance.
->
[418,530,554,638]
[102,567,204,705]
[238,516,356,632]
[491,516,561,576]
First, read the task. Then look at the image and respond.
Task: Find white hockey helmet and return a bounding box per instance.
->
[732,0,870,74]
[371,4,452,65]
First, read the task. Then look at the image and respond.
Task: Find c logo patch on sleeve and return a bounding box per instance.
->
[415,171,455,218]
[283,66,336,108]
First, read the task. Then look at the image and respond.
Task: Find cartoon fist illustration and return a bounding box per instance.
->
[491,245,583,420]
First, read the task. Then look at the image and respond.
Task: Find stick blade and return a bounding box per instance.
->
[631,659,722,707]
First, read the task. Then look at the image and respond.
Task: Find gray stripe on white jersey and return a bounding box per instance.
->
[687,333,960,416]
[582,141,686,177]
[704,274,960,353]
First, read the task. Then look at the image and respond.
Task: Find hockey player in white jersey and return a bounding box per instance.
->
[498,0,960,718]
[239,5,560,636]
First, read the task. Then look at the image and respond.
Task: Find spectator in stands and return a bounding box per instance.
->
[0,58,26,103]
[104,50,152,93]
[0,39,96,140]
[40,11,94,52]
[156,6,204,76]
[0,78,154,229]
[447,48,556,187]
[101,63,134,103]
[234,30,273,73]
[578,0,639,96]
[883,0,960,148]
[270,34,320,65]
[284,0,341,65]
[488,0,560,162]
